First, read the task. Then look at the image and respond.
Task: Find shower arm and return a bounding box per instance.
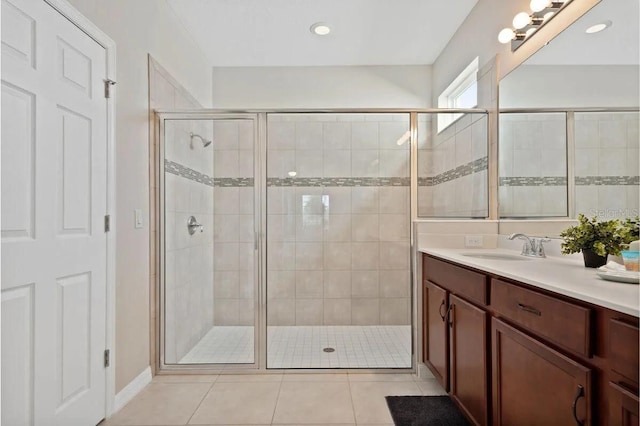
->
[190,132,212,148]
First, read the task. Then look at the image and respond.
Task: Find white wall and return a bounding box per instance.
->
[500,65,640,108]
[211,66,432,109]
[66,0,212,393]
[431,0,600,106]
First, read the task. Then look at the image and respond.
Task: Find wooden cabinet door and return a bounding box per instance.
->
[609,382,639,426]
[424,280,449,390]
[450,295,488,426]
[492,318,592,426]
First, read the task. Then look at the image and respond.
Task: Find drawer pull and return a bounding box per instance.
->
[439,300,446,321]
[517,302,541,316]
[447,304,454,328]
[572,385,584,426]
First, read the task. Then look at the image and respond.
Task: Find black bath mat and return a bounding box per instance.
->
[385,396,470,426]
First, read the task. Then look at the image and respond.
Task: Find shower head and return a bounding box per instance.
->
[190,132,212,148]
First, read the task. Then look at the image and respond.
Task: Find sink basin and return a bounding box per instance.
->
[462,253,530,261]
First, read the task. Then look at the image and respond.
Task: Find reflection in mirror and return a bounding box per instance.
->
[499,0,639,221]
[499,112,567,217]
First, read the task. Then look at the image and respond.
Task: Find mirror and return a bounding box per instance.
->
[498,0,639,222]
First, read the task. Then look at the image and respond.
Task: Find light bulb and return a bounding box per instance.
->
[543,11,555,21]
[513,12,532,29]
[530,0,550,12]
[525,28,536,38]
[498,28,516,44]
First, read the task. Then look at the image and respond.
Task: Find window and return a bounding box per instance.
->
[437,57,479,132]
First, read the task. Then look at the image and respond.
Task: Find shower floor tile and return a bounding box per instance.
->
[179,325,411,368]
[180,326,255,364]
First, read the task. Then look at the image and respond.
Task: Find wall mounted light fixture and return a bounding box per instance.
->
[498,0,574,51]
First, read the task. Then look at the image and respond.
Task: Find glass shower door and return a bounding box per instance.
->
[160,114,258,366]
[265,112,412,369]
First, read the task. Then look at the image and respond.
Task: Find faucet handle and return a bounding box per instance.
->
[532,237,551,257]
[509,233,534,255]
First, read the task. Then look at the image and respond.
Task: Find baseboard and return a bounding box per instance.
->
[113,366,152,413]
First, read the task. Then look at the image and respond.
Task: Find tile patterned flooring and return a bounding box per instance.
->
[102,372,445,426]
[179,326,412,369]
[180,326,255,364]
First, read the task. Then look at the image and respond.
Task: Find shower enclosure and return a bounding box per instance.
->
[156,109,488,371]
[159,114,258,365]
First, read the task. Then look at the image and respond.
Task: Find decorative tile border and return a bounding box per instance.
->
[267,177,410,187]
[499,176,567,187]
[498,176,639,187]
[575,176,639,186]
[165,160,254,187]
[418,156,488,187]
[214,178,255,187]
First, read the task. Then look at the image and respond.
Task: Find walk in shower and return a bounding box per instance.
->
[157,109,488,370]
[265,113,411,368]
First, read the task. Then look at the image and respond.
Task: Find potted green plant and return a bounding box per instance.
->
[622,216,640,242]
[560,214,631,268]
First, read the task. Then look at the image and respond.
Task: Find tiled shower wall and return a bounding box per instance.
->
[574,112,639,219]
[417,113,488,217]
[267,114,411,326]
[210,120,255,327]
[498,113,567,217]
[164,119,215,363]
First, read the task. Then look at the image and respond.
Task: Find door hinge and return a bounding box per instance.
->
[104,215,111,232]
[104,349,110,368]
[104,79,116,98]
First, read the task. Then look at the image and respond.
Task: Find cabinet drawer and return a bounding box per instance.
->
[609,319,639,385]
[424,256,487,305]
[491,279,592,357]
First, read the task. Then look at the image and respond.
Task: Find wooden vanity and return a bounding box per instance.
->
[422,253,639,426]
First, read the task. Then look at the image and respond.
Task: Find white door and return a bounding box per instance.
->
[2,0,109,424]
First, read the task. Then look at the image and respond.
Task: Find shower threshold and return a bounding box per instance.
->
[179,325,411,369]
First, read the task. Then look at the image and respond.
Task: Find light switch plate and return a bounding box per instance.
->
[465,235,483,247]
[134,209,143,229]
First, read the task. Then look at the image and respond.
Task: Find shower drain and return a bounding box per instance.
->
[323,347,336,353]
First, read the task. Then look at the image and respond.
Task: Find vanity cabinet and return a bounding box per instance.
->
[492,318,592,425]
[449,294,489,426]
[422,253,639,426]
[608,319,639,425]
[608,382,639,425]
[423,280,448,389]
[423,256,489,426]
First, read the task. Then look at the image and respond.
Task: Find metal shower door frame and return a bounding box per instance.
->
[155,111,263,372]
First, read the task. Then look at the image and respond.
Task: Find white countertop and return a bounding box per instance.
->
[420,248,640,317]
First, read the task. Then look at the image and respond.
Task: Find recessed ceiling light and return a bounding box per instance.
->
[310,22,331,36]
[585,20,612,34]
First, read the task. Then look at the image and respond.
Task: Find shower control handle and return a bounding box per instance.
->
[187,216,204,235]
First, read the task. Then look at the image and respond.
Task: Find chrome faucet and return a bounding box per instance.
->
[508,233,551,258]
